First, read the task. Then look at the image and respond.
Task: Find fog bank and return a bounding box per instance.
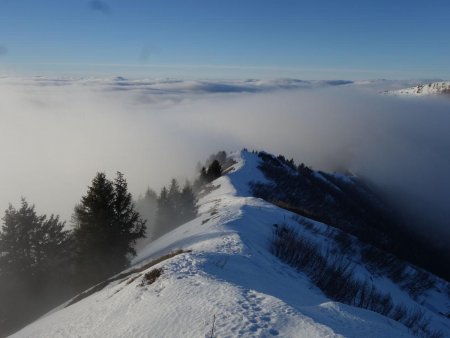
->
[0,77,448,245]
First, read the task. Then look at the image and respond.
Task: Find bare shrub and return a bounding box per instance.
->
[403,270,435,299]
[334,231,354,254]
[141,268,163,286]
[271,225,442,338]
[362,246,406,281]
[292,215,315,230]
[361,245,435,299]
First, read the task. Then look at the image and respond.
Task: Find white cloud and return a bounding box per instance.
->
[0,76,448,246]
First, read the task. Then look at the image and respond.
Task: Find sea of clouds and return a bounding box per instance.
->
[0,76,448,246]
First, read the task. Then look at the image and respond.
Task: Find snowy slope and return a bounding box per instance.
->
[10,151,449,338]
[385,82,450,96]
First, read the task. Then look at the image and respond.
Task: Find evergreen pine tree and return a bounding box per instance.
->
[167,178,181,221]
[195,160,222,189]
[0,199,71,336]
[0,200,42,279]
[154,186,173,238]
[207,160,222,181]
[135,187,158,241]
[199,167,208,183]
[136,188,158,222]
[180,181,197,222]
[72,172,146,286]
[153,179,197,239]
[156,186,169,226]
[0,198,70,285]
[113,172,146,259]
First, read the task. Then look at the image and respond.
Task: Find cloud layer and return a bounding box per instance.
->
[0,77,448,247]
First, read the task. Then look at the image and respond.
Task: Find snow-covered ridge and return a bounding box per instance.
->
[385,82,450,96]
[9,151,449,338]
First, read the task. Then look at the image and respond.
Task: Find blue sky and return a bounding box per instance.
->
[0,0,449,79]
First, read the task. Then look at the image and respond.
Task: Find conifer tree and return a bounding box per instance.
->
[197,160,222,186]
[154,186,172,238]
[206,160,222,182]
[0,199,71,335]
[136,188,158,224]
[180,181,197,221]
[0,198,69,284]
[112,172,146,261]
[153,179,198,239]
[72,172,146,286]
[167,178,181,212]
[135,188,158,242]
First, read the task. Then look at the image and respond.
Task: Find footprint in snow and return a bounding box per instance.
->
[235,289,279,337]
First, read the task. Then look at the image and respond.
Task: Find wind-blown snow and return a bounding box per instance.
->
[10,151,448,338]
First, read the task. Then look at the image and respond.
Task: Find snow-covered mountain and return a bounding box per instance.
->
[10,151,450,338]
[385,82,450,96]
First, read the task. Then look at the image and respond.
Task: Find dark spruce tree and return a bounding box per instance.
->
[198,160,222,186]
[167,178,181,213]
[207,160,222,181]
[179,181,197,222]
[113,172,147,262]
[153,181,180,238]
[153,179,198,239]
[135,188,158,228]
[134,188,158,249]
[153,186,170,238]
[0,198,70,287]
[0,199,71,336]
[72,172,146,287]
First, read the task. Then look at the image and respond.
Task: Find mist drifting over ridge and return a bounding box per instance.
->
[0,76,449,247]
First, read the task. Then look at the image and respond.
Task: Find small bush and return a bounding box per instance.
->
[334,231,353,254]
[402,270,435,299]
[361,246,435,299]
[292,215,315,230]
[361,246,406,282]
[141,268,163,286]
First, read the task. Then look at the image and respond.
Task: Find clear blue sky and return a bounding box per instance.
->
[0,0,449,79]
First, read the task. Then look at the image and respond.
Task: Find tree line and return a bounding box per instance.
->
[135,153,225,243]
[0,172,146,336]
[0,152,225,336]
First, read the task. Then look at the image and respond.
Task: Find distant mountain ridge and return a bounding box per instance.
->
[385,82,450,96]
